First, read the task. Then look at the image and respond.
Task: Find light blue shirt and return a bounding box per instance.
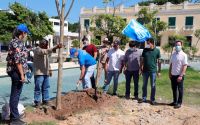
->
[77,50,96,67]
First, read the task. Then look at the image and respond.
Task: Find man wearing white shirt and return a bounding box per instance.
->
[169,40,188,109]
[103,40,125,95]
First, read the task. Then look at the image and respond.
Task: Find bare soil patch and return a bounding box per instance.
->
[24,89,200,125]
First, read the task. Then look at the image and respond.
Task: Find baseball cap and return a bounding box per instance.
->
[17,24,30,34]
[70,48,77,58]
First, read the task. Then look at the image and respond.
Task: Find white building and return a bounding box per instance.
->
[45,18,79,55]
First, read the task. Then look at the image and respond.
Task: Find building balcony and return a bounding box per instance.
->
[184,25,194,30]
[168,26,176,30]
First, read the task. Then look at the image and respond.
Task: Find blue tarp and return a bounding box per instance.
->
[122,19,152,42]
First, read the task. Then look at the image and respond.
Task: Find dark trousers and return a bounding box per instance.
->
[171,75,184,105]
[9,71,23,120]
[91,75,96,89]
[125,70,139,98]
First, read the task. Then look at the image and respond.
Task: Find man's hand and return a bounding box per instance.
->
[177,76,183,83]
[56,43,63,49]
[77,80,82,86]
[169,73,172,79]
[20,75,25,83]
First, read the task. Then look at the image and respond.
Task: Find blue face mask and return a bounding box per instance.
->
[175,46,182,52]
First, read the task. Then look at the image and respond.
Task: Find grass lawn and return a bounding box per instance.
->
[107,67,200,107]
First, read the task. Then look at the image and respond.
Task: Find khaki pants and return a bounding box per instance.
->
[96,62,107,85]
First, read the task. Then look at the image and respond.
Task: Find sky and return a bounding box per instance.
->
[0,0,140,23]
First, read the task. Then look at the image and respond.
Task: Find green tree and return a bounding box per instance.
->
[0,2,53,44]
[136,8,167,45]
[72,39,80,48]
[90,14,127,43]
[91,38,101,45]
[68,22,79,32]
[194,29,200,46]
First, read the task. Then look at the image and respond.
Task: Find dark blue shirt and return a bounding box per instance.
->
[77,50,96,67]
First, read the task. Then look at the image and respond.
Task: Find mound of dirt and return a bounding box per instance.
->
[44,89,118,119]
[25,89,200,125]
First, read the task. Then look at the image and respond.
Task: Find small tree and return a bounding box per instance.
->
[136,8,167,46]
[55,0,75,110]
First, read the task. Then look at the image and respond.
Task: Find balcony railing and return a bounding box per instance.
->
[168,26,176,30]
[184,25,194,30]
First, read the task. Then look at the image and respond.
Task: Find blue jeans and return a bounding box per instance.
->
[142,72,157,101]
[82,64,96,89]
[26,63,33,80]
[103,71,120,94]
[9,71,23,120]
[34,75,50,104]
[125,70,139,98]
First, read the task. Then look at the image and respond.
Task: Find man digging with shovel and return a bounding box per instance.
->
[70,48,97,91]
[70,48,99,101]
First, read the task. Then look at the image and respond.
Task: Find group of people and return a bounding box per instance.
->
[70,36,188,109]
[6,24,188,125]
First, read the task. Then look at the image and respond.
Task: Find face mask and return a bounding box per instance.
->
[175,46,182,52]
[145,44,150,48]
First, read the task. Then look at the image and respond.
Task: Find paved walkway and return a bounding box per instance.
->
[0,62,79,77]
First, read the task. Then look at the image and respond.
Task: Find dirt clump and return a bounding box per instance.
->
[43,89,118,119]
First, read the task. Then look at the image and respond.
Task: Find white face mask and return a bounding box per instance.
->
[175,46,182,52]
[145,44,150,48]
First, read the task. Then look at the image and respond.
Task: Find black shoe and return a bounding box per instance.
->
[112,93,117,96]
[134,96,139,100]
[33,102,41,108]
[150,101,157,105]
[174,104,181,109]
[138,98,146,103]
[125,95,130,99]
[10,119,26,125]
[168,102,176,106]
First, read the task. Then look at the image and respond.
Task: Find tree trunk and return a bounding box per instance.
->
[56,4,65,110]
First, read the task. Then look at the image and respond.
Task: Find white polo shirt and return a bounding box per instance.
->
[107,48,125,71]
[170,50,188,76]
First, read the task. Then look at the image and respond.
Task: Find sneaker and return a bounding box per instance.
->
[150,101,157,105]
[138,98,147,103]
[42,101,50,106]
[10,119,26,125]
[174,104,181,109]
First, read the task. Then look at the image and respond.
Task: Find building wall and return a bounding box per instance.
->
[80,2,200,55]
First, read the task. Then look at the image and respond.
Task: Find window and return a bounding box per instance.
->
[185,16,193,29]
[64,23,68,27]
[54,22,59,26]
[84,19,90,28]
[168,17,176,29]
